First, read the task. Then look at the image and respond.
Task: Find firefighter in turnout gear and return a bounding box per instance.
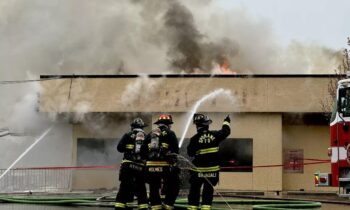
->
[141,114,180,210]
[115,118,148,210]
[187,114,231,210]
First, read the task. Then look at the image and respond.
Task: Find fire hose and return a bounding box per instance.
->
[0,159,328,209]
[0,195,322,209]
[0,195,97,205]
[174,199,322,210]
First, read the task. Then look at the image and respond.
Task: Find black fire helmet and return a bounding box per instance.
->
[130,117,147,128]
[193,113,212,126]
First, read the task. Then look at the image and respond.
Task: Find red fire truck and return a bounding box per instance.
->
[315,78,350,196]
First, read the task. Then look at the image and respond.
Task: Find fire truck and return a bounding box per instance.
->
[315,78,350,196]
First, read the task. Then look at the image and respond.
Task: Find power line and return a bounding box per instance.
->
[0,77,63,85]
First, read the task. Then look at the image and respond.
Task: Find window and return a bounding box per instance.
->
[330,102,337,122]
[339,87,350,117]
[179,138,253,172]
[77,138,122,166]
[219,138,253,172]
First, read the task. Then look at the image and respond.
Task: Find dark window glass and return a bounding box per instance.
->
[77,138,121,166]
[219,138,253,172]
[330,102,337,122]
[179,138,253,172]
[339,87,350,117]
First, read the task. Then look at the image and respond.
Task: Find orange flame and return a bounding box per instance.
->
[219,56,237,74]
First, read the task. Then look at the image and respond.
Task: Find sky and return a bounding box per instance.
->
[0,0,348,79]
[217,0,349,49]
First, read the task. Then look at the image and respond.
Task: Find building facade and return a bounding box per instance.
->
[39,75,336,192]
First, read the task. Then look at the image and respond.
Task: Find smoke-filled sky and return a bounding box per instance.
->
[0,0,347,169]
[0,0,347,79]
[218,0,349,49]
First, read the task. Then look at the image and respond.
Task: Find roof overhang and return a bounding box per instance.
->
[39,74,337,113]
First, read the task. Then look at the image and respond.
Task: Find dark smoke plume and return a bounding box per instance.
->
[164,1,240,73]
[164,1,203,72]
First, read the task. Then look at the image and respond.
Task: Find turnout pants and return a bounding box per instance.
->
[147,165,180,210]
[187,171,219,210]
[148,172,163,210]
[163,166,180,208]
[115,163,148,210]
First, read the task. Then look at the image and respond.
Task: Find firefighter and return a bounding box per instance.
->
[187,114,231,210]
[141,114,180,210]
[115,118,148,210]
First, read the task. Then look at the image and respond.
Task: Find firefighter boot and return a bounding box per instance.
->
[201,205,211,210]
[115,202,125,210]
[187,205,199,210]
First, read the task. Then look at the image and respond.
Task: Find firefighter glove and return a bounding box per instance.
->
[224,115,231,123]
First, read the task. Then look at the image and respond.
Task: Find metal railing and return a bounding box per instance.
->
[0,168,72,192]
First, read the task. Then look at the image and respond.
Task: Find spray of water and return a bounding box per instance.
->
[179,88,234,147]
[0,126,53,181]
[174,154,233,210]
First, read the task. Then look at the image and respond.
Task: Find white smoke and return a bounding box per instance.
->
[0,0,169,80]
[0,0,343,169]
[0,80,71,168]
[71,101,91,123]
[121,75,164,108]
[0,0,343,80]
[7,83,46,133]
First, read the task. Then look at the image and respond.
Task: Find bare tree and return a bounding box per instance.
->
[320,38,350,120]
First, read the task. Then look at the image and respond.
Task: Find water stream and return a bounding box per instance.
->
[175,154,233,210]
[178,88,234,148]
[176,88,235,208]
[0,126,53,181]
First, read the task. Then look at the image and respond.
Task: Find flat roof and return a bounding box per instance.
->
[39,75,334,113]
[40,74,343,79]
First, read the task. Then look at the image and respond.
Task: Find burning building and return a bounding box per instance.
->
[37,74,335,193]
